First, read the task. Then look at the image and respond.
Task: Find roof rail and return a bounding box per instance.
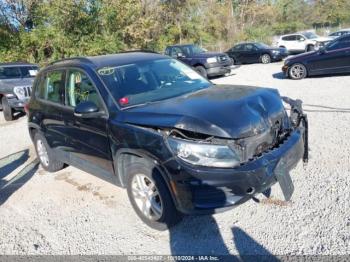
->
[49,57,92,66]
[119,49,160,54]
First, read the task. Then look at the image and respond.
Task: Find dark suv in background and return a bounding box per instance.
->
[165,44,232,78]
[27,52,308,230]
[0,62,39,121]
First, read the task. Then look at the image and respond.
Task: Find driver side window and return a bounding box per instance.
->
[65,70,102,109]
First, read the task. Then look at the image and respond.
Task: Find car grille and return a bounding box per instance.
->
[23,86,32,97]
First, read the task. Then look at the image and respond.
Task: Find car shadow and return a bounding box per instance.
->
[0,150,29,177]
[169,215,277,259]
[272,72,286,80]
[0,150,39,206]
[167,183,277,259]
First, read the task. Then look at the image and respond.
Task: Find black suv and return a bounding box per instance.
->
[28,52,308,230]
[0,63,39,121]
[165,44,232,78]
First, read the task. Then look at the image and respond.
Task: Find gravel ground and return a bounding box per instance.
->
[0,62,349,256]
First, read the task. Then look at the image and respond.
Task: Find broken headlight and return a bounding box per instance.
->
[167,137,240,168]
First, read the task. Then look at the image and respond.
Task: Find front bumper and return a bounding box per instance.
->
[165,98,308,215]
[205,61,233,77]
[282,64,289,76]
[7,97,29,111]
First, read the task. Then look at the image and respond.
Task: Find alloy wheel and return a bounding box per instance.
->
[261,54,271,64]
[131,174,163,220]
[37,139,49,166]
[290,64,307,79]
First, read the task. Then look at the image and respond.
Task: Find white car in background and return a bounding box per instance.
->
[277,32,332,53]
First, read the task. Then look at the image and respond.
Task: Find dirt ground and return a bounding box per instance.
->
[0,61,349,256]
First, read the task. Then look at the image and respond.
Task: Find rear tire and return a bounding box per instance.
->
[126,159,182,230]
[34,132,64,172]
[307,45,315,52]
[2,97,14,121]
[195,66,208,78]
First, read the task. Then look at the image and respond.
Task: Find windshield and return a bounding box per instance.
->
[255,43,270,49]
[180,45,206,55]
[0,66,38,79]
[302,32,319,39]
[98,58,212,108]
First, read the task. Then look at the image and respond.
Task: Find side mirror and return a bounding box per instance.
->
[299,38,305,42]
[74,101,101,118]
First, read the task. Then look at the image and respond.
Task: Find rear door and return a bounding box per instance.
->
[228,44,245,63]
[60,68,114,180]
[294,35,306,51]
[34,70,66,150]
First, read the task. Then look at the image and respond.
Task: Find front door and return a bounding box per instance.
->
[242,44,260,63]
[60,68,114,180]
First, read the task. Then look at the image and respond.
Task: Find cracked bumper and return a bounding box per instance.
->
[165,127,305,215]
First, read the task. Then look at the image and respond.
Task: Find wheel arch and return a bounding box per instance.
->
[28,122,41,141]
[114,150,179,207]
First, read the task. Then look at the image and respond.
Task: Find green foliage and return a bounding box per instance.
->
[0,0,350,64]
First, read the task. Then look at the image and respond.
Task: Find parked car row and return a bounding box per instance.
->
[283,34,350,79]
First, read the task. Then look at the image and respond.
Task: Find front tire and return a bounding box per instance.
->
[2,97,14,121]
[195,66,208,78]
[34,132,64,172]
[126,160,182,230]
[289,63,307,80]
[261,54,271,64]
[307,45,315,52]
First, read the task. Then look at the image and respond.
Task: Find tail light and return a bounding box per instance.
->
[24,103,30,115]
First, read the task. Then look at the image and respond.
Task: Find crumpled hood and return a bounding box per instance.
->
[119,85,286,139]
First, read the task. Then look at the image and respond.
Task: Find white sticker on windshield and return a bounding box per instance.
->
[29,70,38,76]
[98,67,115,75]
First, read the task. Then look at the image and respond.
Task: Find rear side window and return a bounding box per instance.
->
[282,35,296,41]
[233,44,243,51]
[65,70,102,108]
[36,70,65,104]
[327,36,350,51]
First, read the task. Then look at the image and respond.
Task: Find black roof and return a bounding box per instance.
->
[0,62,37,67]
[166,44,196,47]
[49,52,167,69]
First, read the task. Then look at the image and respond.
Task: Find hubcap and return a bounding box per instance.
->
[262,55,270,64]
[37,139,49,166]
[291,65,306,79]
[131,174,163,220]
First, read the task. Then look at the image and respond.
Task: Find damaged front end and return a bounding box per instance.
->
[162,96,308,214]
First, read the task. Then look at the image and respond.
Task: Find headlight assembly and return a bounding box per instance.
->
[206,57,218,64]
[14,86,26,99]
[167,137,240,168]
[272,50,280,55]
